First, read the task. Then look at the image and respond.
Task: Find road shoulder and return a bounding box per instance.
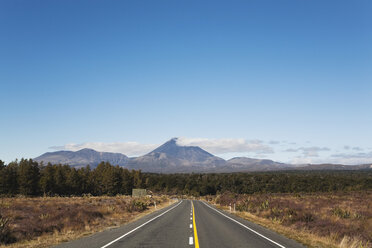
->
[201,200,306,248]
[53,199,180,248]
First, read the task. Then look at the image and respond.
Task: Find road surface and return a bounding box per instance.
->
[55,200,304,248]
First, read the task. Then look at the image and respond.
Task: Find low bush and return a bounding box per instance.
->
[332,207,351,219]
[0,214,14,244]
[0,196,168,246]
[212,191,372,247]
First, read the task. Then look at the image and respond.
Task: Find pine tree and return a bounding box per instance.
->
[121,168,133,195]
[40,163,56,195]
[66,168,82,195]
[18,159,40,195]
[54,165,68,195]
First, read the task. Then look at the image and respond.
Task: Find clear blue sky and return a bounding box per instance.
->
[1,0,371,164]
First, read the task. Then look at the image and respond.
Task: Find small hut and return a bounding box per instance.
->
[132,188,147,197]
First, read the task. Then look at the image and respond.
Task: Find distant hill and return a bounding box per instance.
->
[225,157,293,172]
[293,163,372,171]
[34,148,129,168]
[34,138,372,172]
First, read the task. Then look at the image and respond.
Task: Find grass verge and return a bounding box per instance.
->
[0,195,173,248]
[204,191,372,248]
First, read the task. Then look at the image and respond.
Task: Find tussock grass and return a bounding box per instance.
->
[206,191,372,248]
[0,195,171,248]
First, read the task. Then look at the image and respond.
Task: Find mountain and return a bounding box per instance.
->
[34,138,372,172]
[126,138,226,172]
[225,157,293,172]
[34,148,129,168]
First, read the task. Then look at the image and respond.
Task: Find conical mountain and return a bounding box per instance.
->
[150,138,218,162]
[127,138,226,172]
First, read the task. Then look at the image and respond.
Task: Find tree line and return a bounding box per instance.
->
[0,159,144,196]
[1,159,371,196]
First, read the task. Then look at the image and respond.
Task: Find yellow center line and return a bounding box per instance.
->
[192,201,200,248]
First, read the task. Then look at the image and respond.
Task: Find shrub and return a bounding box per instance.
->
[332,207,351,219]
[0,214,14,244]
[128,200,148,212]
[260,200,269,210]
[301,212,315,223]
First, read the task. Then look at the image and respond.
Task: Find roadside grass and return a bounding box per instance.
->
[205,191,372,248]
[0,195,172,248]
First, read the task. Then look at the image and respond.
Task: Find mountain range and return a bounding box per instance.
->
[34,148,129,168]
[34,138,372,173]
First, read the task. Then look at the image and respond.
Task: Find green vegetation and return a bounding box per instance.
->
[0,159,371,196]
[146,171,372,195]
[211,191,372,248]
[0,213,13,244]
[0,159,143,196]
[0,196,170,247]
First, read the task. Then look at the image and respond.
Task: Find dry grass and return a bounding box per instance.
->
[206,191,372,248]
[0,195,172,248]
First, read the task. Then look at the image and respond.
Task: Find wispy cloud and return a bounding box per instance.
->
[329,151,372,165]
[269,140,280,145]
[343,146,363,151]
[284,148,298,152]
[352,147,363,151]
[289,157,314,165]
[289,151,372,165]
[331,151,372,160]
[284,146,330,157]
[176,137,274,154]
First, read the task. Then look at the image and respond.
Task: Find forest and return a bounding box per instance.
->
[1,159,371,196]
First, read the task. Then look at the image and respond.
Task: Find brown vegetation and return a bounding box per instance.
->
[0,195,171,248]
[207,191,372,248]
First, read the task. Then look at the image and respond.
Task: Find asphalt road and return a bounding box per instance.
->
[55,200,305,248]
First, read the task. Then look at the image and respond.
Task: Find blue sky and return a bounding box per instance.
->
[1,0,371,164]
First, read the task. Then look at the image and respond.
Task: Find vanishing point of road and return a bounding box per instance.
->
[56,200,304,248]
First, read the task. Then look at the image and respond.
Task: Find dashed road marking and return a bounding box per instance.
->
[189,237,194,245]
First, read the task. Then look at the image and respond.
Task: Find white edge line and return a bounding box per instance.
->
[100,200,183,248]
[202,201,286,248]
